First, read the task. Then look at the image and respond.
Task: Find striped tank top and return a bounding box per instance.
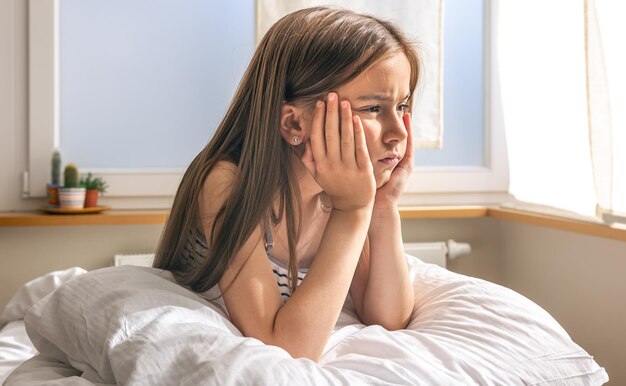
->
[181,225,308,303]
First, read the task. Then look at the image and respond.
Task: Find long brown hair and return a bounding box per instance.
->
[154,7,421,294]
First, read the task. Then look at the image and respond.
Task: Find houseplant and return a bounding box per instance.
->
[80,173,108,208]
[58,163,86,209]
[46,149,62,208]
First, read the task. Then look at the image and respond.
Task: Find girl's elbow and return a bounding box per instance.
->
[288,348,322,362]
[265,331,324,362]
[382,316,411,331]
[372,316,409,331]
[361,307,413,331]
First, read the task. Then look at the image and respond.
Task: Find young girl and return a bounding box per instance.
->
[154,6,420,361]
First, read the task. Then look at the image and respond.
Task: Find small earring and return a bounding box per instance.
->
[292,136,300,144]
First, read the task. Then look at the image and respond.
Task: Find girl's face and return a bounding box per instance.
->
[334,53,411,188]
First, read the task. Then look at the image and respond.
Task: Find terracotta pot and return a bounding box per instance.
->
[84,189,100,208]
[58,187,86,209]
[46,184,60,208]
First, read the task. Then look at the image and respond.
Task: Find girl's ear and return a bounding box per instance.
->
[280,103,307,146]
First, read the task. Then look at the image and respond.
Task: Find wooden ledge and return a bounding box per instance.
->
[487,207,626,242]
[0,206,486,227]
[399,205,488,219]
[0,210,167,227]
[1,206,625,242]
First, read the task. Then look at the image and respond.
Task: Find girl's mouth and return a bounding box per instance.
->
[379,157,399,166]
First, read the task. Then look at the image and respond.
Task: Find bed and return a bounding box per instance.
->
[0,256,608,385]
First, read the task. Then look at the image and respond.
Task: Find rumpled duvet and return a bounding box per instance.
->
[5,256,608,385]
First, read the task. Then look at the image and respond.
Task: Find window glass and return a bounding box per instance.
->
[59,0,255,168]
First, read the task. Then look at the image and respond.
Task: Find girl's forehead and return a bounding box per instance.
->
[338,53,411,100]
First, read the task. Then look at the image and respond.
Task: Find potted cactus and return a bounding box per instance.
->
[46,149,62,208]
[58,163,86,209]
[80,173,108,208]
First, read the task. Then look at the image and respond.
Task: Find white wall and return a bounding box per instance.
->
[0,223,164,311]
[402,217,503,284]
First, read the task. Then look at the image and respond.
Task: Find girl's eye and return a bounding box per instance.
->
[397,103,409,113]
[361,105,381,113]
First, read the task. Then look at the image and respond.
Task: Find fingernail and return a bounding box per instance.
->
[328,93,336,102]
[316,100,323,108]
[341,100,349,109]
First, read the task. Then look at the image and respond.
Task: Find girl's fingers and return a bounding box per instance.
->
[309,100,326,159]
[401,113,414,165]
[324,93,340,161]
[353,115,371,168]
[340,100,355,164]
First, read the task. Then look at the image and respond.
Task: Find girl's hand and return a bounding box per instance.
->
[301,93,376,212]
[373,113,414,209]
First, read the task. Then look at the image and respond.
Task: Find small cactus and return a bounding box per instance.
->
[64,163,80,188]
[51,149,61,185]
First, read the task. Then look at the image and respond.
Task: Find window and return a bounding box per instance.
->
[28,0,256,206]
[28,0,506,208]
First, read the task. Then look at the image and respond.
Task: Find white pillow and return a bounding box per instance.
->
[20,261,608,385]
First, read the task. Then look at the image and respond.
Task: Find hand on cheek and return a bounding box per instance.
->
[372,113,413,209]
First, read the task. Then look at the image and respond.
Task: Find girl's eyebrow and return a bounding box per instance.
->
[354,93,411,102]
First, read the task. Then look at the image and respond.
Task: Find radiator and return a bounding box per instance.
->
[114,240,471,270]
[402,240,471,268]
[114,253,155,267]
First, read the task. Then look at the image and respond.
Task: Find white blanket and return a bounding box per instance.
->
[5,257,608,385]
[0,321,36,385]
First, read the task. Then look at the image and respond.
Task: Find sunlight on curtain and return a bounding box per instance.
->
[498,1,597,218]
[256,0,443,149]
[590,0,626,219]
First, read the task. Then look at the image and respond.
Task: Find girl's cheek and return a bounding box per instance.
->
[361,128,378,153]
[358,116,384,145]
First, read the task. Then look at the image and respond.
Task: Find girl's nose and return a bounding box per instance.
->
[383,112,408,144]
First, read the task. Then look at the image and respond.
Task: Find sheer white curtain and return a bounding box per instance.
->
[256,0,443,149]
[498,0,596,218]
[586,0,626,222]
[499,0,625,223]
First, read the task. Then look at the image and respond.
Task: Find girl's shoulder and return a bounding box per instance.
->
[199,160,239,219]
[203,160,238,190]
[210,160,238,177]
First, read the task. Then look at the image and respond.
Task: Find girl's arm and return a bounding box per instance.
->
[350,113,415,330]
[208,95,375,362]
[218,208,371,361]
[350,207,414,330]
